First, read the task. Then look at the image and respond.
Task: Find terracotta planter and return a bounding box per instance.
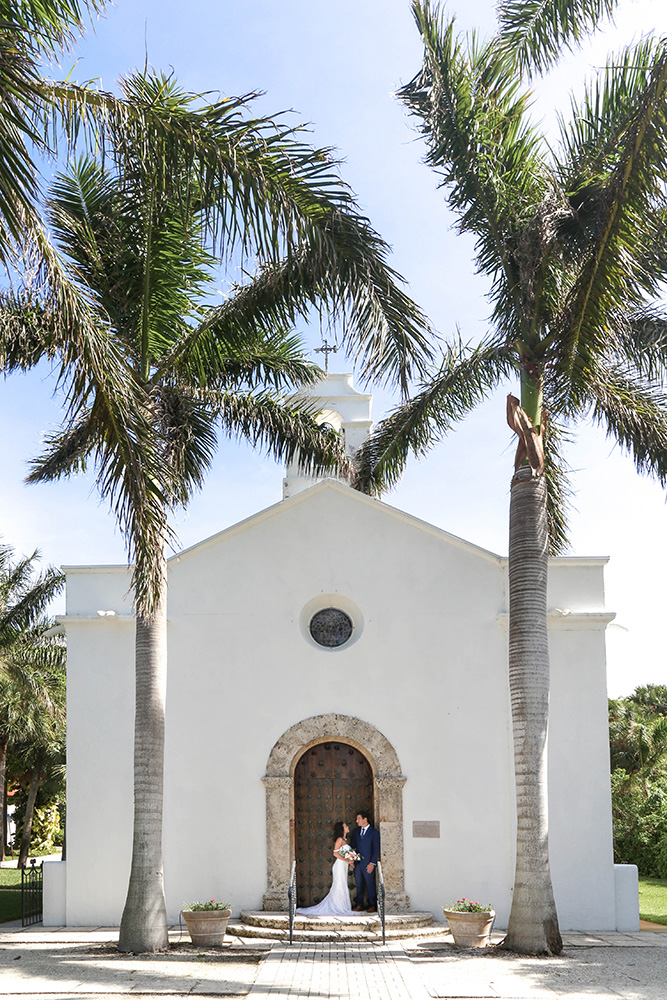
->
[443,909,495,948]
[182,908,232,946]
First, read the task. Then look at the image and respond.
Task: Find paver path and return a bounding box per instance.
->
[2,928,667,999]
[249,942,424,999]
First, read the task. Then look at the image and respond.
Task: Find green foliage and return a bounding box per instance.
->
[13,802,61,854]
[184,899,231,911]
[496,0,617,75]
[0,1,106,256]
[444,898,493,913]
[609,687,667,876]
[629,685,667,717]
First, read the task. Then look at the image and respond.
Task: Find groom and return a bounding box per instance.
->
[350,811,380,912]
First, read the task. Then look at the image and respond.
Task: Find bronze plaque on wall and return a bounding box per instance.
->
[412,821,440,838]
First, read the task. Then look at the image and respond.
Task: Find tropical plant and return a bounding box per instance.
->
[628,685,667,718]
[444,898,493,913]
[609,690,667,876]
[4,71,431,951]
[184,899,231,911]
[0,544,65,862]
[354,0,667,953]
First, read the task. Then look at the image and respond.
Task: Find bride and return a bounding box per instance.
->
[296,821,355,916]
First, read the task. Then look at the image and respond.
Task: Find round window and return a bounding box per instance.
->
[309,607,354,648]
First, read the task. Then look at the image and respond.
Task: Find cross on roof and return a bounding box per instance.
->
[314,338,338,373]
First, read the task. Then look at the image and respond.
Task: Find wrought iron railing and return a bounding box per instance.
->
[21,859,43,927]
[376,860,386,945]
[288,861,297,945]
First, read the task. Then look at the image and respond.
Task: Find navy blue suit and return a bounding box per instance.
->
[350,823,380,909]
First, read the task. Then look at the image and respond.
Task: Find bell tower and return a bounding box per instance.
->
[282,372,372,499]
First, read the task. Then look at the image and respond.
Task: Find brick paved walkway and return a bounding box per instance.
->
[248,942,424,999]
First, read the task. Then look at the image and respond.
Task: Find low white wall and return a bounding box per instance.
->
[43,861,66,926]
[614,864,640,931]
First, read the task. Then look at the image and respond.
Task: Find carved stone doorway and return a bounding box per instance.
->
[262,713,410,912]
[294,741,373,906]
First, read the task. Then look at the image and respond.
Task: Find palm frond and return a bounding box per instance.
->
[496,0,617,75]
[353,336,516,494]
[556,38,667,378]
[26,407,97,481]
[42,72,432,391]
[0,2,106,256]
[210,389,352,480]
[156,282,324,391]
[173,250,432,395]
[0,545,63,646]
[542,418,574,555]
[583,361,667,485]
[0,569,64,644]
[152,387,219,507]
[401,3,548,342]
[27,387,173,614]
[616,308,667,382]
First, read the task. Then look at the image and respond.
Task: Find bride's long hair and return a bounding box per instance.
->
[333,821,347,842]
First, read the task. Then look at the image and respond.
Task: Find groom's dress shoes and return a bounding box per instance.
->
[353,905,365,911]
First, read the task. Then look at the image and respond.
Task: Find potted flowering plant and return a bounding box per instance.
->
[442,898,495,948]
[181,899,232,946]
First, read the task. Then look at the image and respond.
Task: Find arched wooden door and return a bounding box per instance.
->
[294,742,374,906]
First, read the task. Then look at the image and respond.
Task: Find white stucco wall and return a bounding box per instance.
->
[59,481,618,930]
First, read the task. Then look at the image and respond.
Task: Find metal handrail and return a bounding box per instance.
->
[288,861,297,945]
[376,860,386,945]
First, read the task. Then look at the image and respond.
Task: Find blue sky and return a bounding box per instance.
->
[2,0,666,696]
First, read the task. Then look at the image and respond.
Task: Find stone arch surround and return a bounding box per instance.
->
[262,713,410,911]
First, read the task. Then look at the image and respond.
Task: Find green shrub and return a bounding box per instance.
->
[14,802,61,855]
[611,770,667,876]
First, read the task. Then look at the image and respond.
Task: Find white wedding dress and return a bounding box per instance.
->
[296,851,353,916]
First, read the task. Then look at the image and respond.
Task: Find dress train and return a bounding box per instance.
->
[296,857,353,916]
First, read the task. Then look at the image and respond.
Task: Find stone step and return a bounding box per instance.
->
[241,910,435,931]
[232,912,449,943]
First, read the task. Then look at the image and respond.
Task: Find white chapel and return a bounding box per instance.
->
[44,373,639,932]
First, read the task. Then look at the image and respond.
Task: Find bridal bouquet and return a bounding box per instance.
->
[339,845,361,862]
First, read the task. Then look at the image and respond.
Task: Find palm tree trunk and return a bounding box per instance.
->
[118,540,169,953]
[501,465,562,955]
[18,764,42,868]
[0,737,7,861]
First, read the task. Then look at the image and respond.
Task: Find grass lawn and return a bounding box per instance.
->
[0,868,22,924]
[639,877,667,926]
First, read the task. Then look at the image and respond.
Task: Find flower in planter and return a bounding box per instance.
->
[444,898,493,913]
[184,899,231,911]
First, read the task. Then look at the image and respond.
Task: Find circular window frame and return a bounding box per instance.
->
[309,607,353,648]
[299,594,363,651]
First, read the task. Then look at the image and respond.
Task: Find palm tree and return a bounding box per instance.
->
[609,698,667,795]
[0,544,65,862]
[7,71,432,951]
[627,685,667,718]
[354,0,667,953]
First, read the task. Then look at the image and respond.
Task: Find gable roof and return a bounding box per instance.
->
[170,478,507,567]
